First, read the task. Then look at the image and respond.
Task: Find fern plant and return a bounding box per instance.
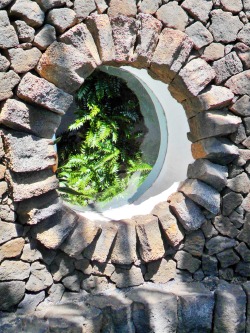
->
[57,70,152,207]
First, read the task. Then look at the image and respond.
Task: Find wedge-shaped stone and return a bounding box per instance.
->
[225,70,250,95]
[213,216,239,238]
[36,42,96,94]
[86,14,115,64]
[0,281,25,311]
[0,25,19,49]
[17,72,73,115]
[213,52,243,84]
[0,221,23,245]
[135,215,165,262]
[111,15,138,63]
[32,206,78,249]
[179,179,220,215]
[188,110,241,141]
[17,190,62,225]
[111,219,137,265]
[111,266,144,288]
[0,238,25,262]
[59,23,101,66]
[73,0,96,19]
[191,137,239,164]
[7,169,58,201]
[33,24,56,51]
[60,216,101,257]
[230,95,250,117]
[133,13,162,68]
[181,0,212,24]
[205,236,237,255]
[47,8,77,33]
[186,21,213,50]
[188,159,228,191]
[0,260,30,280]
[184,230,205,257]
[183,86,234,117]
[152,201,184,247]
[228,172,250,194]
[9,0,45,27]
[2,130,56,172]
[0,99,61,139]
[151,28,193,83]
[222,192,243,216]
[14,19,35,42]
[156,2,188,31]
[128,286,177,333]
[169,192,206,231]
[108,0,137,17]
[238,213,250,246]
[174,250,201,273]
[0,70,20,101]
[214,283,246,333]
[91,222,118,262]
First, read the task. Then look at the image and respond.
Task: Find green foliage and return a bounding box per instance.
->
[57,70,152,207]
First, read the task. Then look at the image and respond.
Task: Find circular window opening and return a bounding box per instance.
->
[56,67,163,214]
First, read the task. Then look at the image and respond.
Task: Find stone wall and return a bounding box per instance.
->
[0,0,250,331]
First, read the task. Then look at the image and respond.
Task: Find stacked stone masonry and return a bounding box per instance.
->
[0,0,250,331]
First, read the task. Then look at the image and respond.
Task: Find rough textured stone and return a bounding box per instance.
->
[223,191,243,216]
[0,54,9,71]
[90,222,118,262]
[238,214,250,246]
[244,117,250,135]
[128,286,178,333]
[73,0,96,20]
[0,260,30,280]
[26,262,53,292]
[81,275,111,293]
[238,23,250,47]
[151,28,193,83]
[174,250,201,273]
[111,266,144,288]
[0,221,23,245]
[60,216,100,257]
[226,70,250,95]
[111,219,137,265]
[201,220,219,239]
[184,86,234,117]
[0,99,61,139]
[152,201,184,247]
[236,242,250,262]
[202,254,218,276]
[0,164,6,180]
[86,14,115,64]
[35,0,66,11]
[221,0,243,13]
[209,9,243,43]
[0,281,25,310]
[227,172,250,194]
[50,252,74,281]
[36,41,96,94]
[138,0,161,14]
[156,2,188,31]
[17,291,45,314]
[21,242,42,262]
[59,23,101,66]
[10,0,45,28]
[181,0,213,23]
[230,95,250,117]
[242,193,250,212]
[230,123,247,144]
[0,204,15,222]
[191,137,239,164]
[91,261,114,277]
[188,159,228,191]
[236,262,250,277]
[184,230,205,257]
[0,25,19,49]
[133,13,162,68]
[0,70,20,101]
[186,22,213,50]
[243,282,250,333]
[205,236,237,255]
[214,283,246,333]
[2,130,56,172]
[169,192,206,231]
[179,179,220,215]
[33,24,56,51]
[135,215,165,262]
[111,15,138,63]
[0,181,7,197]
[217,248,240,268]
[145,258,176,283]
[213,52,243,84]
[46,8,77,33]
[189,110,241,141]
[17,72,73,115]
[17,190,62,225]
[234,42,250,69]
[0,238,24,262]
[202,42,225,62]
[0,0,13,8]
[95,0,107,13]
[14,20,35,42]
[32,206,78,249]
[108,0,137,17]
[62,272,82,292]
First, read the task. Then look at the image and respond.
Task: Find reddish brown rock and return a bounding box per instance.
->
[202,43,225,62]
[0,70,20,101]
[108,0,137,17]
[213,52,243,84]
[0,238,24,262]
[225,70,250,95]
[138,0,162,14]
[181,0,213,24]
